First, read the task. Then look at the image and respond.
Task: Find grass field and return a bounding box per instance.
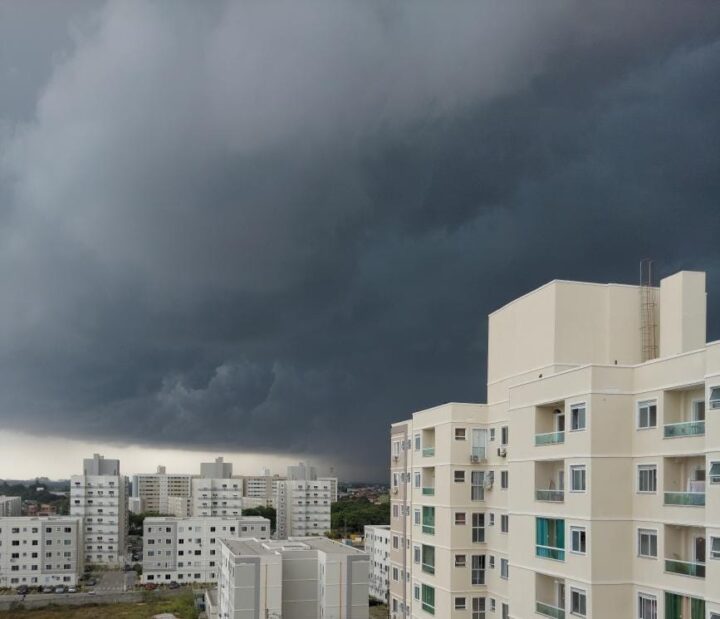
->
[370,604,389,619]
[1,592,199,619]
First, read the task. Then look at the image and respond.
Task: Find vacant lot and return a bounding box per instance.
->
[370,604,389,619]
[1,592,198,619]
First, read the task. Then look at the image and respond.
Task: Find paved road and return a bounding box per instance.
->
[97,570,136,593]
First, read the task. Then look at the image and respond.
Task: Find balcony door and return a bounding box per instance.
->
[554,410,565,432]
[556,582,565,610]
[695,536,706,564]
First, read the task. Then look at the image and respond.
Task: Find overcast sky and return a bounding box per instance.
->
[0,1,719,481]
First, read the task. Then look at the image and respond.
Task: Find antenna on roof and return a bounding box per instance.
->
[640,259,658,362]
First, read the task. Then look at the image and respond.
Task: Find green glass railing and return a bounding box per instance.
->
[665,559,706,578]
[422,563,435,575]
[422,487,435,496]
[663,421,705,438]
[536,602,566,619]
[536,489,564,502]
[421,602,435,615]
[535,432,565,446]
[422,525,435,535]
[536,545,565,561]
[422,447,435,457]
[664,492,705,506]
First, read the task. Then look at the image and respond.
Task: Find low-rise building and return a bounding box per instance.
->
[141,516,270,584]
[0,516,83,588]
[0,496,21,517]
[216,537,369,619]
[365,524,391,603]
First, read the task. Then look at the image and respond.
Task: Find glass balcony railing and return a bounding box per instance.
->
[664,492,705,506]
[536,602,566,619]
[665,559,706,578]
[422,563,435,575]
[535,489,564,502]
[663,421,705,438]
[536,545,565,561]
[535,432,565,446]
[422,447,435,457]
[422,487,435,496]
[422,524,434,535]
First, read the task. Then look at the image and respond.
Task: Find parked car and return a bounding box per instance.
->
[86,579,96,586]
[54,586,66,594]
[42,586,55,594]
[168,581,180,589]
[144,583,158,591]
[87,590,96,596]
[16,585,28,595]
[67,587,77,593]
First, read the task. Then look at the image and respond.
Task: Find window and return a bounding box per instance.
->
[570,403,586,431]
[455,470,466,483]
[490,599,496,612]
[490,428,496,441]
[422,506,435,534]
[500,470,508,489]
[502,603,509,619]
[536,517,565,560]
[637,529,657,558]
[414,434,421,450]
[500,514,509,533]
[414,472,421,488]
[471,555,485,585]
[710,387,720,409]
[472,597,486,619]
[414,509,421,526]
[710,536,720,559]
[570,588,587,617]
[422,545,435,574]
[500,558,509,579]
[393,505,399,518]
[710,461,720,484]
[570,465,586,492]
[455,597,466,610]
[638,400,657,428]
[413,545,420,564]
[501,426,509,445]
[392,567,399,581]
[570,527,586,554]
[455,428,466,440]
[421,584,435,615]
[637,465,657,493]
[471,471,485,501]
[637,595,657,619]
[472,513,485,543]
[471,428,488,459]
[455,512,466,526]
[455,554,466,567]
[489,555,495,569]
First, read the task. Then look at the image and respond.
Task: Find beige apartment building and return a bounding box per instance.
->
[390,271,720,619]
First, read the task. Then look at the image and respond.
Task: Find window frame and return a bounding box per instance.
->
[570,587,587,617]
[570,526,587,555]
[637,528,658,559]
[569,465,587,493]
[455,428,467,441]
[709,461,720,484]
[709,386,720,409]
[637,593,657,619]
[637,464,658,493]
[500,470,509,489]
[570,403,587,432]
[454,470,466,483]
[637,399,658,429]
[710,536,720,560]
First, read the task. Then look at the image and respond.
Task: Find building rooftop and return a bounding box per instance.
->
[222,536,366,557]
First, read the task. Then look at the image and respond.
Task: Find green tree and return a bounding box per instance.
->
[331,498,390,535]
[242,506,276,532]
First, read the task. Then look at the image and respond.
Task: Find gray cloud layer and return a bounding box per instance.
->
[1,0,719,479]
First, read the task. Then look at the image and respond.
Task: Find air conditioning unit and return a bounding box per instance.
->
[470,455,479,463]
[484,471,495,489]
[392,487,399,495]
[497,447,507,457]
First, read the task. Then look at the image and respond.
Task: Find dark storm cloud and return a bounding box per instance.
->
[1,0,719,479]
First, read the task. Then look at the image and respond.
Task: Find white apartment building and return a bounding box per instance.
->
[132,466,193,516]
[70,454,127,566]
[128,497,145,514]
[0,516,83,588]
[167,495,191,517]
[276,478,332,539]
[365,524,391,603]
[142,516,270,584]
[192,478,244,517]
[0,496,21,517]
[216,537,369,619]
[390,270,720,619]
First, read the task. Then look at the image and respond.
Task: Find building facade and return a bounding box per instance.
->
[365,524,391,604]
[0,516,83,588]
[243,474,286,508]
[142,516,270,584]
[191,478,244,517]
[276,478,333,539]
[0,496,21,517]
[70,454,128,566]
[131,466,193,516]
[216,537,369,619]
[390,271,720,619]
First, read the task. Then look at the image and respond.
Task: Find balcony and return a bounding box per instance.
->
[536,489,564,503]
[422,487,435,496]
[536,545,565,561]
[536,602,565,619]
[535,432,565,446]
[422,447,435,457]
[664,492,705,506]
[663,420,705,438]
[665,559,705,578]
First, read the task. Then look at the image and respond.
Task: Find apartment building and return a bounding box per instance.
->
[243,474,286,508]
[276,464,333,539]
[0,496,21,517]
[216,536,369,618]
[192,478,244,517]
[70,454,128,566]
[390,270,720,619]
[141,515,270,584]
[131,466,193,516]
[0,516,83,588]
[365,524,391,603]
